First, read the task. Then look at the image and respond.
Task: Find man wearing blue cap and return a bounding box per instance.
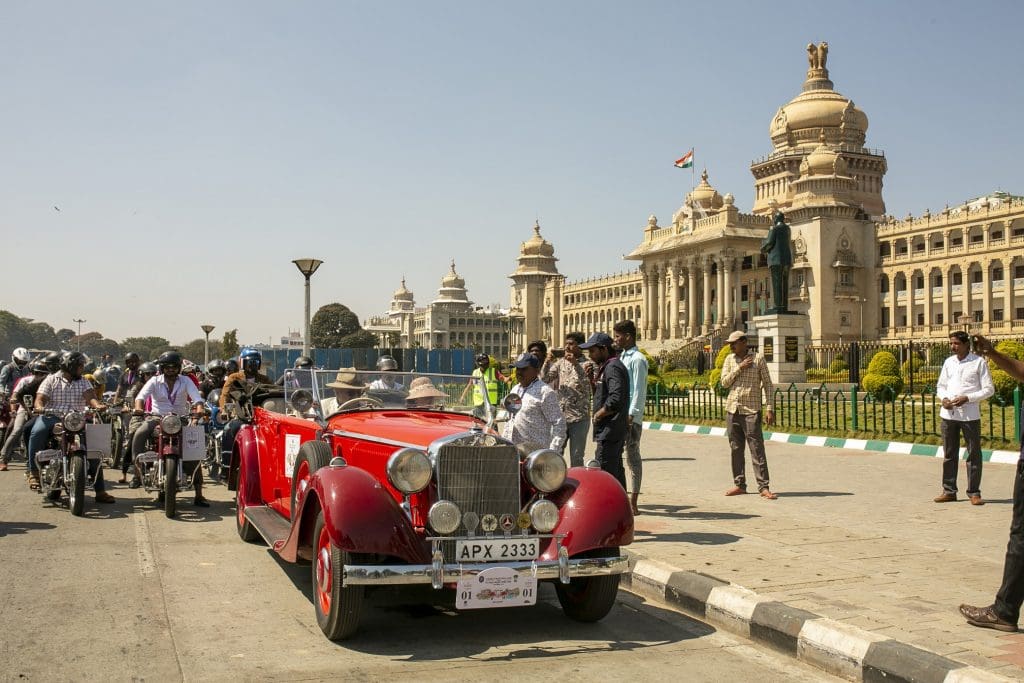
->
[501,352,565,452]
[579,332,629,490]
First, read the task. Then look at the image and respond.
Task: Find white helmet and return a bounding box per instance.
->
[12,347,30,365]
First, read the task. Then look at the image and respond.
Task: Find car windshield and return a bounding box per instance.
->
[282,369,494,419]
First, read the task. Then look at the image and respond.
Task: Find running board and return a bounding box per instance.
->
[243,506,292,548]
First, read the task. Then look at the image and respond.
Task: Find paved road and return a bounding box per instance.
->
[0,461,833,682]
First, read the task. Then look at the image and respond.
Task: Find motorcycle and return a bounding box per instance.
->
[98,402,127,468]
[34,408,111,516]
[134,411,207,518]
[202,389,230,482]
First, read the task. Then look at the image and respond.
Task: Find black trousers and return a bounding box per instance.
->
[995,457,1024,624]
[941,419,982,496]
[595,436,626,490]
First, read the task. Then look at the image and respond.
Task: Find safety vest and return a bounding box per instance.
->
[472,366,500,406]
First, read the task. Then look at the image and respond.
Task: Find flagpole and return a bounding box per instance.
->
[691,147,695,192]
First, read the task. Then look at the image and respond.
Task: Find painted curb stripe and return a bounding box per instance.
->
[642,421,1020,464]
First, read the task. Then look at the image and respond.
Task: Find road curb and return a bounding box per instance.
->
[623,550,1014,682]
[641,421,1020,464]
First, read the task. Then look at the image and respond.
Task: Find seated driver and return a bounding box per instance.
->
[320,368,367,414]
[406,377,447,410]
[368,355,404,391]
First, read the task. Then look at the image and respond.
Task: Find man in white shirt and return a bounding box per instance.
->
[501,352,566,453]
[934,331,994,505]
[132,352,208,507]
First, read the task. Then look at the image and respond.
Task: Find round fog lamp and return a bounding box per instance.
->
[428,500,462,535]
[63,411,86,433]
[160,414,182,435]
[529,499,559,533]
[387,448,432,494]
[525,449,567,493]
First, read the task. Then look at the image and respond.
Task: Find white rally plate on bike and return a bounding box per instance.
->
[182,426,206,462]
[455,538,539,562]
[456,566,537,610]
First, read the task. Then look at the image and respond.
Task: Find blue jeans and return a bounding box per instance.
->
[561,418,590,468]
[28,414,106,492]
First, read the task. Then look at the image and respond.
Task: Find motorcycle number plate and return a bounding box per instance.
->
[181,426,206,462]
[456,566,537,610]
[455,538,539,562]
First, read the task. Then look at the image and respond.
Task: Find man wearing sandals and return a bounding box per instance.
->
[720,331,777,500]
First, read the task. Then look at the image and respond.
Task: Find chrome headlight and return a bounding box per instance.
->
[386,448,432,494]
[529,499,559,533]
[160,414,182,435]
[525,449,567,493]
[428,500,461,535]
[63,411,86,433]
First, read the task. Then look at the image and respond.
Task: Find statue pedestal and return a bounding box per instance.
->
[752,313,808,386]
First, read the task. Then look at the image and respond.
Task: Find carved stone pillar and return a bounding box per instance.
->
[640,265,652,339]
[715,256,725,327]
[924,268,933,331]
[723,254,734,329]
[687,259,698,337]
[889,273,899,334]
[1005,258,1015,323]
[944,265,954,330]
[669,262,680,340]
[962,261,972,320]
[702,256,712,334]
[907,271,916,332]
[982,260,992,326]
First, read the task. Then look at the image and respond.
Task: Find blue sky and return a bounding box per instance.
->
[1,1,1020,347]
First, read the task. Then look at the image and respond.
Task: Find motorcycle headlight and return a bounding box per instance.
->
[160,415,182,435]
[63,411,86,433]
[386,448,432,494]
[428,500,461,535]
[524,449,567,493]
[529,499,559,533]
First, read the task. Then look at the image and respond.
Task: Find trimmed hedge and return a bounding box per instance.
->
[708,345,733,390]
[861,350,903,400]
[990,340,1024,403]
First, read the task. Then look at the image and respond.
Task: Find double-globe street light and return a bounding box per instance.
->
[201,324,216,368]
[292,259,324,358]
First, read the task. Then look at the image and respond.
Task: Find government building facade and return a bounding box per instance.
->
[368,42,1024,358]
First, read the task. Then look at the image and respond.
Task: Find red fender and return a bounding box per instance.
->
[277,464,429,564]
[229,425,259,497]
[542,467,634,560]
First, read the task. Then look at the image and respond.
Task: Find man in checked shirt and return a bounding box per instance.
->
[720,331,777,500]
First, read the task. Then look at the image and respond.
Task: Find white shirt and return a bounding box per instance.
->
[136,374,203,416]
[936,352,994,421]
[501,379,566,451]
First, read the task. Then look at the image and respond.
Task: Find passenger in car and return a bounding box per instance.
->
[320,369,367,415]
[405,377,447,410]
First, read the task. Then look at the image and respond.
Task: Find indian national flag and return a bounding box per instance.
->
[674,149,694,169]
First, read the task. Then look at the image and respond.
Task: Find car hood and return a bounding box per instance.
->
[326,410,482,448]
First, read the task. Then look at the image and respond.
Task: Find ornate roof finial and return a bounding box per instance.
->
[534,219,541,236]
[700,168,709,183]
[449,259,456,272]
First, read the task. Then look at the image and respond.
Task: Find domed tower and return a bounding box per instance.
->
[431,260,471,308]
[388,278,416,347]
[509,221,563,353]
[752,41,886,219]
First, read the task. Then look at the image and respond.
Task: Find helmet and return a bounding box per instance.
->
[239,348,262,373]
[157,351,183,370]
[182,360,197,374]
[225,359,239,374]
[12,347,30,365]
[60,351,88,376]
[207,359,226,376]
[124,352,140,365]
[91,368,106,385]
[30,360,48,374]
[43,351,61,372]
[376,355,398,372]
[139,362,158,377]
[475,353,489,363]
[83,359,97,374]
[207,388,222,405]
[294,355,313,369]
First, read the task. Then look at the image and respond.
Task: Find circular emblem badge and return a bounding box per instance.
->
[499,513,515,532]
[480,514,498,533]
[516,512,532,530]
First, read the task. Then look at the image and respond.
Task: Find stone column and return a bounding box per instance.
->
[924,268,933,332]
[943,265,954,330]
[687,259,698,337]
[889,274,899,334]
[1005,258,1015,323]
[715,256,725,327]
[962,261,972,320]
[702,256,712,334]
[982,260,992,327]
[723,254,734,329]
[669,262,680,340]
[651,263,662,340]
[907,271,916,332]
[640,265,652,339]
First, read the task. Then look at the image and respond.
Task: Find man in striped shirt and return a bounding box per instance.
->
[720,331,777,500]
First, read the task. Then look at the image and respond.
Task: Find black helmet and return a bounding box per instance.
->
[475,353,489,363]
[157,351,182,370]
[139,361,158,376]
[208,388,222,405]
[207,359,226,376]
[376,355,398,372]
[60,351,88,376]
[225,359,239,374]
[124,352,140,364]
[30,360,49,374]
[294,355,313,369]
[43,351,61,372]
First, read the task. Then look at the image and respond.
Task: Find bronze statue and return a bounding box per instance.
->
[761,210,793,314]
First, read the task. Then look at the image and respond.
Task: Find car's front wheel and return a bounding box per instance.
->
[554,547,621,623]
[312,510,363,641]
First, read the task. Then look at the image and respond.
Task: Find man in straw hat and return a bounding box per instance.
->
[406,377,448,410]
[721,331,777,500]
[320,368,367,415]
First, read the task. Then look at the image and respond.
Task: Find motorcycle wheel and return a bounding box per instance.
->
[69,454,86,517]
[164,456,178,518]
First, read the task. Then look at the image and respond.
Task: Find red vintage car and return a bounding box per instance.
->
[226,369,633,641]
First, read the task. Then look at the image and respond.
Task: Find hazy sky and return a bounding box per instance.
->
[2,1,1020,347]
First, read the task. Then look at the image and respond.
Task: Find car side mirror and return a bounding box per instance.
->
[502,393,522,415]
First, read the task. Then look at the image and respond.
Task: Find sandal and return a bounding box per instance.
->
[27,471,40,490]
[760,489,778,500]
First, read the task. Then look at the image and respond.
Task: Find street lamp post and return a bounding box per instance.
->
[201,324,216,367]
[72,318,86,351]
[859,297,866,340]
[292,259,324,358]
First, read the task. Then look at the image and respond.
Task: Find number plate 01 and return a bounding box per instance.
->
[455,538,539,562]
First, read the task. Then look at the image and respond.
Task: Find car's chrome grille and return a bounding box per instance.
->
[435,443,521,561]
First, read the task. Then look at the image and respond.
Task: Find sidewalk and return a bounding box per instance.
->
[621,424,1024,682]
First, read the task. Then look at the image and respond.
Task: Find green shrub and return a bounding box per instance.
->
[806,369,828,381]
[828,357,849,373]
[860,350,903,400]
[989,340,1024,402]
[901,355,924,377]
[707,345,733,389]
[867,350,899,376]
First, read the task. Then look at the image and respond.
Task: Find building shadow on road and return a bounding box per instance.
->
[0,521,57,537]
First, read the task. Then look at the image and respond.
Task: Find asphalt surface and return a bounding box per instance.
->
[0,458,834,683]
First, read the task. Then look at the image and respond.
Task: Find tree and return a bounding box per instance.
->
[222,329,239,358]
[55,328,76,346]
[341,330,378,349]
[73,332,121,358]
[179,338,225,363]
[0,311,59,358]
[122,336,172,361]
[310,304,361,348]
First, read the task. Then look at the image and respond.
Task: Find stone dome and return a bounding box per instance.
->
[441,260,465,289]
[802,133,849,177]
[687,169,724,211]
[392,277,414,302]
[769,42,868,150]
[520,220,555,257]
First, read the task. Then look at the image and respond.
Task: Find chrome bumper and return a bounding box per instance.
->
[343,554,629,587]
